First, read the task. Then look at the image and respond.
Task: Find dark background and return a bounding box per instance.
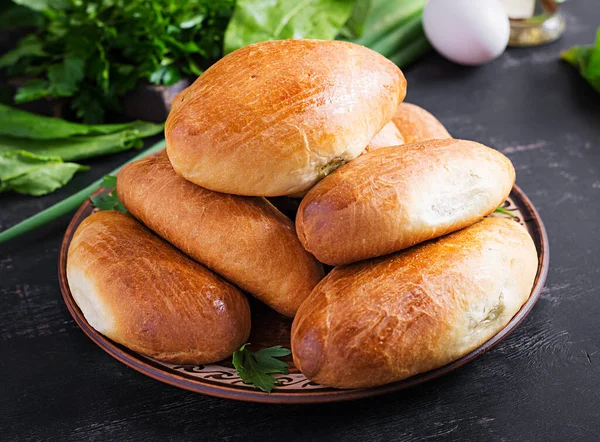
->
[1,2,599,440]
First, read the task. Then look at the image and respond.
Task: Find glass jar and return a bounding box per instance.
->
[501,0,566,47]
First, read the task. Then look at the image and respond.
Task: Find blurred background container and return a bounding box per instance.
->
[502,0,566,46]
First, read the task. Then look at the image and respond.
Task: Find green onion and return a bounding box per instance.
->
[493,206,518,218]
[388,35,432,67]
[366,10,424,57]
[352,0,426,48]
[0,139,166,243]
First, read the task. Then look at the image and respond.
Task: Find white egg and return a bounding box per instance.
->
[423,0,510,66]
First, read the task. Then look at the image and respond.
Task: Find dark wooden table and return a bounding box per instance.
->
[2,3,599,440]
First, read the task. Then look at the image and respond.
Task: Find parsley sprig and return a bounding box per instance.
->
[232,344,291,392]
[90,175,126,213]
[0,0,235,123]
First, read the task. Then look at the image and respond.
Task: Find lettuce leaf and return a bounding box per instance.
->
[0,150,88,196]
[561,28,600,94]
[0,104,163,140]
[224,0,356,54]
[0,123,163,161]
[223,0,429,67]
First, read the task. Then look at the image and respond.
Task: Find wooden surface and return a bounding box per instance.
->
[1,2,599,440]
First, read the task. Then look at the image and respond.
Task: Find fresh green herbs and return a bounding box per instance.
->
[350,0,429,65]
[339,0,372,39]
[561,28,600,94]
[0,0,235,123]
[0,0,434,238]
[0,124,163,161]
[0,105,162,195]
[90,175,126,213]
[232,344,291,392]
[494,206,517,218]
[224,0,359,54]
[0,150,88,196]
[0,104,161,140]
[1,0,430,124]
[224,0,429,64]
[0,139,166,244]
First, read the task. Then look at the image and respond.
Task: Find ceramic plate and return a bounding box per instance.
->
[59,184,549,404]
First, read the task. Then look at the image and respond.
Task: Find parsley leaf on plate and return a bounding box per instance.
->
[90,175,126,213]
[232,344,291,392]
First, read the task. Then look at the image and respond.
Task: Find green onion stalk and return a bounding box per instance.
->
[0,139,166,243]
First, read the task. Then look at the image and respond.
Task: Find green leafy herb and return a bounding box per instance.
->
[350,0,429,64]
[13,80,49,103]
[12,0,69,12]
[90,175,126,213]
[387,34,430,67]
[0,4,44,30]
[351,0,425,47]
[348,0,430,66]
[561,28,600,94]
[232,344,291,392]
[0,104,163,140]
[149,65,182,86]
[0,34,45,68]
[494,206,517,218]
[0,105,162,197]
[0,139,166,244]
[338,0,372,39]
[224,0,357,54]
[363,9,422,57]
[0,150,88,196]
[2,0,430,124]
[45,54,86,98]
[224,0,429,67]
[0,123,163,161]
[1,0,235,123]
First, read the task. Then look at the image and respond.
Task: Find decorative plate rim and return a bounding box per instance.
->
[58,184,549,404]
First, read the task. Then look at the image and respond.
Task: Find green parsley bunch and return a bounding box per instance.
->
[0,0,234,123]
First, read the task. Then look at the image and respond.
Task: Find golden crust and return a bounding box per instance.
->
[118,155,324,317]
[364,103,449,153]
[291,217,538,389]
[392,102,451,144]
[364,121,405,153]
[165,39,406,196]
[66,211,251,364]
[296,139,516,266]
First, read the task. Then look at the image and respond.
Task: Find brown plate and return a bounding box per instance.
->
[58,184,549,404]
